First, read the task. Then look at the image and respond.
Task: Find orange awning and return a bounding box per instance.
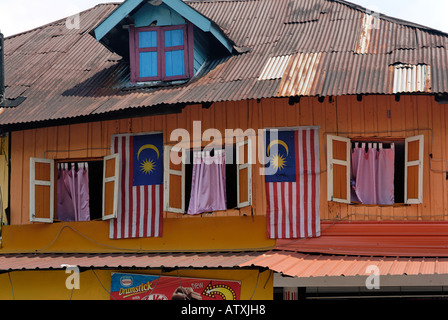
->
[1,250,448,279]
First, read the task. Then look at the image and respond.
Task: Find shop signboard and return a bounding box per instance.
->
[110,273,241,300]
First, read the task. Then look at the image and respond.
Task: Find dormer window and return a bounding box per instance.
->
[129,23,194,83]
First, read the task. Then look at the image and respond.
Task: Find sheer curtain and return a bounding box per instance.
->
[57,163,90,221]
[187,150,227,215]
[351,143,395,205]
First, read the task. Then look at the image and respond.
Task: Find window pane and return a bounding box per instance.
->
[139,51,158,78]
[165,29,184,47]
[333,163,347,200]
[165,50,185,77]
[407,165,419,200]
[139,31,157,48]
[34,185,51,219]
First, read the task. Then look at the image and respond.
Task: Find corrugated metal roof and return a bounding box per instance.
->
[276,221,448,257]
[2,0,448,126]
[240,252,448,277]
[2,251,448,279]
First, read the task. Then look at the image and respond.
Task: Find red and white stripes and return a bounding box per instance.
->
[266,128,320,239]
[109,134,163,239]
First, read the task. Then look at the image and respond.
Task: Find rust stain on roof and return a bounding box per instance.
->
[277,52,322,97]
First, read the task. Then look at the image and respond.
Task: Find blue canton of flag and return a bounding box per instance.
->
[265,130,296,183]
[132,133,163,186]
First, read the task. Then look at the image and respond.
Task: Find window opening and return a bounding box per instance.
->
[55,160,103,221]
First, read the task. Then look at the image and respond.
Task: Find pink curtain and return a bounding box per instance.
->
[187,150,227,215]
[351,143,395,205]
[57,163,90,221]
[75,163,90,221]
[377,147,395,205]
[57,163,76,221]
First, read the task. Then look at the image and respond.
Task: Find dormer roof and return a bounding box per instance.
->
[92,0,234,55]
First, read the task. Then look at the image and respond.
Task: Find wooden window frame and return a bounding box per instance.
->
[29,154,120,223]
[405,135,424,204]
[327,134,424,206]
[163,145,186,213]
[327,135,351,204]
[163,140,253,214]
[130,23,194,83]
[102,153,120,220]
[30,158,55,223]
[236,138,253,208]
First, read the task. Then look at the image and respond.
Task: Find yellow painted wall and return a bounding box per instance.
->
[0,216,274,253]
[0,268,273,300]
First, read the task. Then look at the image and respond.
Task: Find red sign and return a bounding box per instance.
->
[110,273,241,300]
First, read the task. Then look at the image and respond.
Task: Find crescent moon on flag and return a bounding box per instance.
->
[137,144,160,161]
[267,140,289,156]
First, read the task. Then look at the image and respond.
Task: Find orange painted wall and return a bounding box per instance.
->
[7,95,448,236]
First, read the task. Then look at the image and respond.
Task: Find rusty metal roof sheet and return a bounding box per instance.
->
[2,0,448,126]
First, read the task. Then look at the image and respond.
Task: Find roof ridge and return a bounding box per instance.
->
[334,0,448,36]
[4,2,121,40]
[188,0,448,36]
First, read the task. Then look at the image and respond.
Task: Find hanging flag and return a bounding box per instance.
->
[265,128,320,239]
[109,133,163,239]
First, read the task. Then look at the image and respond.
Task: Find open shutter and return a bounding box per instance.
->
[237,139,252,208]
[102,153,120,220]
[327,135,351,204]
[405,135,424,204]
[164,145,185,213]
[30,158,54,223]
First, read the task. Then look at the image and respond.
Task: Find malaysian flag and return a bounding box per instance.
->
[109,133,163,239]
[265,128,320,239]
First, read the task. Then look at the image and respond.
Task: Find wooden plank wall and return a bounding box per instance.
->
[9,95,448,225]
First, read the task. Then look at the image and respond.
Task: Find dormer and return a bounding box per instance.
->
[92,0,234,85]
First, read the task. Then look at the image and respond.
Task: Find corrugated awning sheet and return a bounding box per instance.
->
[2,222,448,278]
[2,251,448,279]
[2,0,448,125]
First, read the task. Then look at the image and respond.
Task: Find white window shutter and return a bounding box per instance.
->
[163,145,186,213]
[236,138,252,208]
[30,157,54,223]
[405,135,424,204]
[327,135,351,204]
[102,153,120,220]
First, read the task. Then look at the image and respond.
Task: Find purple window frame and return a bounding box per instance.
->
[130,23,194,83]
